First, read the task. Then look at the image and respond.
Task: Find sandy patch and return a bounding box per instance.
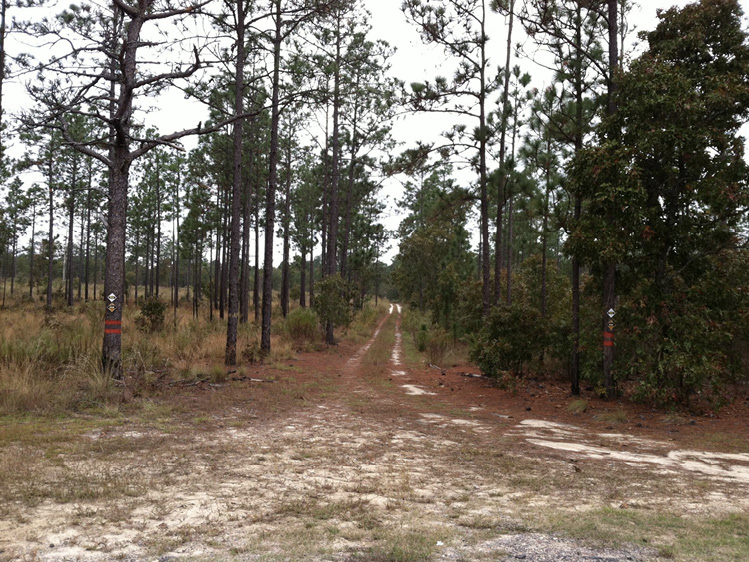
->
[402,384,436,396]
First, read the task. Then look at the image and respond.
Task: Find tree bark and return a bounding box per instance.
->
[602,0,619,399]
[494,0,514,305]
[261,0,282,355]
[299,245,306,307]
[280,122,292,318]
[46,150,54,310]
[225,0,246,365]
[478,1,490,317]
[325,8,342,345]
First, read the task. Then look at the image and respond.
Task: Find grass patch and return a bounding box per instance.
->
[362,313,396,368]
[365,527,451,562]
[595,409,628,424]
[567,398,590,414]
[540,507,749,562]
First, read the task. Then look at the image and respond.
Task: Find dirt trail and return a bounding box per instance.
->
[1,307,747,561]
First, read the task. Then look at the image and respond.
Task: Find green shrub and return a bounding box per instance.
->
[470,302,546,377]
[426,327,450,366]
[134,297,167,333]
[285,307,319,346]
[312,274,353,331]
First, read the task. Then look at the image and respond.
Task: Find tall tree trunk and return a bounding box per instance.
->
[10,231,16,296]
[340,102,358,279]
[173,166,181,314]
[220,181,229,318]
[299,244,306,307]
[78,196,84,300]
[213,187,221,314]
[321,102,330,275]
[0,0,7,135]
[571,2,584,396]
[254,196,260,324]
[261,0,282,355]
[602,0,619,399]
[280,124,292,318]
[494,0,514,305]
[84,162,92,301]
[46,157,54,310]
[240,139,253,324]
[102,159,129,379]
[66,177,75,307]
[505,87,520,306]
[29,201,36,300]
[226,0,246,365]
[308,242,314,307]
[155,154,161,298]
[325,9,342,345]
[478,1,490,317]
[93,227,98,300]
[136,231,141,304]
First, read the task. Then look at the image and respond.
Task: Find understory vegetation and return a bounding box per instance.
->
[0,292,388,416]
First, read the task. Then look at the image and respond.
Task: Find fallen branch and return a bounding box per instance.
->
[459,372,485,379]
[429,364,446,375]
[231,375,277,383]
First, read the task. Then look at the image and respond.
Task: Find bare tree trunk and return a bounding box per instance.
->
[46,162,54,310]
[225,0,246,365]
[570,2,584,396]
[254,197,260,324]
[602,0,619,399]
[84,161,92,301]
[478,1,490,317]
[155,154,161,298]
[102,160,129,378]
[280,124,292,318]
[494,0,514,305]
[29,201,36,300]
[325,8,342,345]
[66,155,78,306]
[308,243,314,308]
[340,104,358,279]
[299,244,306,307]
[261,0,282,355]
[240,140,253,323]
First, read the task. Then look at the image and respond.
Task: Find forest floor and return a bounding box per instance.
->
[1,307,748,561]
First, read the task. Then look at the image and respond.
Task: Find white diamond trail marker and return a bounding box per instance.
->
[607,308,615,318]
[108,293,117,303]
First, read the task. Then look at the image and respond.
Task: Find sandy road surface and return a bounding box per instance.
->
[1,307,747,561]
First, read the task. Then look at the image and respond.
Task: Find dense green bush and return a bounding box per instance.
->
[285,307,319,346]
[401,308,431,351]
[470,302,546,377]
[312,274,353,331]
[134,297,167,333]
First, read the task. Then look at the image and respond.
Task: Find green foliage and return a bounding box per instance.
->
[425,327,450,366]
[401,308,431,352]
[312,275,353,331]
[514,255,572,369]
[471,302,546,377]
[393,158,474,335]
[285,307,320,347]
[134,297,167,333]
[566,0,749,405]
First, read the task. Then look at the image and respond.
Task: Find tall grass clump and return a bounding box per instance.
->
[0,304,123,414]
[348,303,385,343]
[285,307,320,347]
[425,327,451,367]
